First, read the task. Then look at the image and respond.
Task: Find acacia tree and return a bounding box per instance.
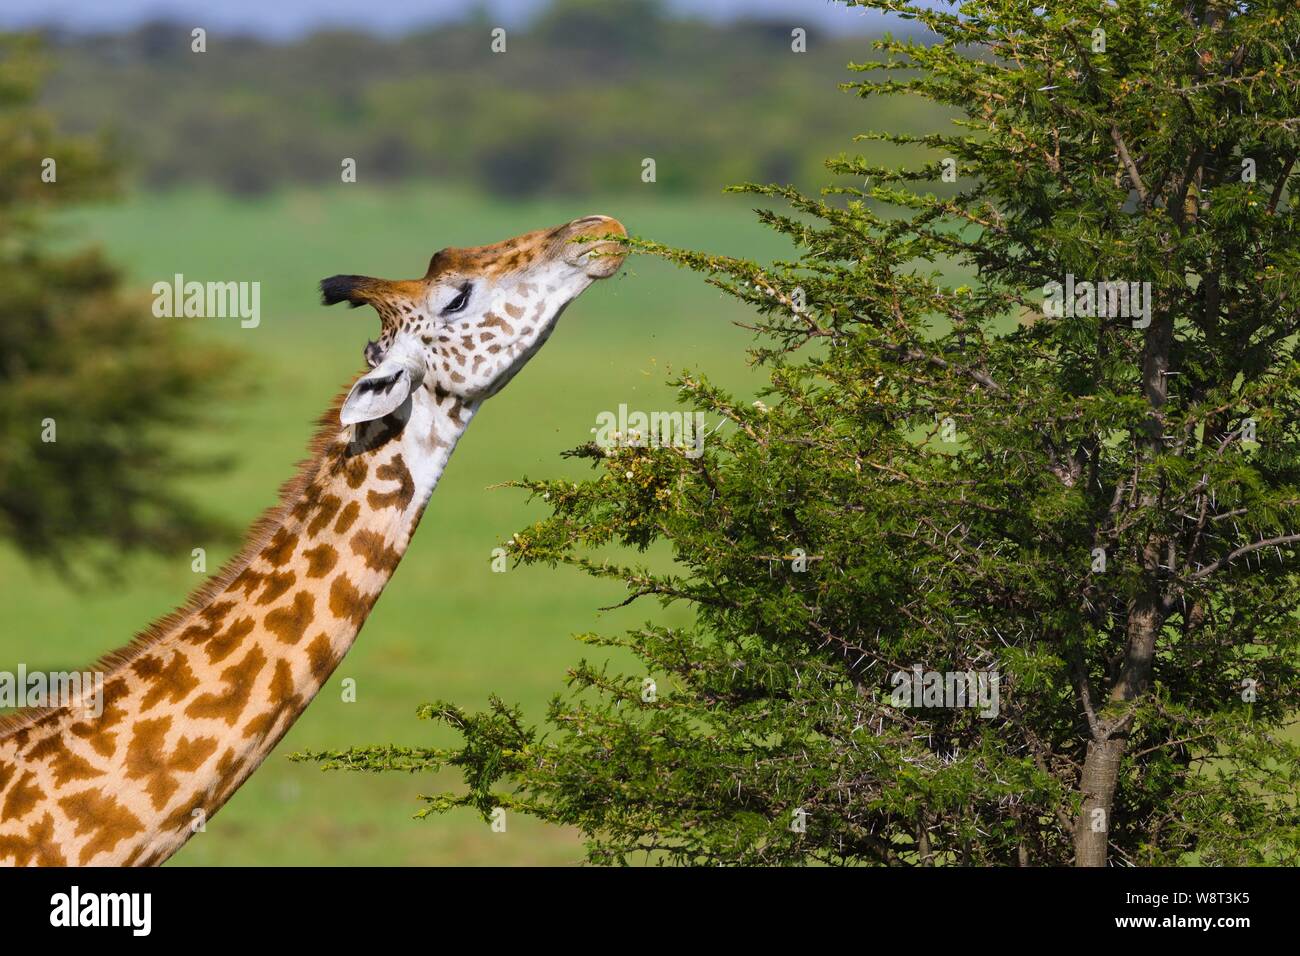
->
[0,36,238,571]
[306,1,1300,865]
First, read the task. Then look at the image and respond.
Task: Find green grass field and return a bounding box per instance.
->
[0,185,788,865]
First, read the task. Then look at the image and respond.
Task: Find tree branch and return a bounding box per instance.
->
[1190,532,1300,579]
[1268,153,1296,215]
[876,341,1004,393]
[1110,125,1149,204]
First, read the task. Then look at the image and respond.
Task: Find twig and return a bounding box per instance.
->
[1190,532,1300,579]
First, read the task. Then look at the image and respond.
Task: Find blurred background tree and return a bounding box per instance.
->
[0,35,240,573]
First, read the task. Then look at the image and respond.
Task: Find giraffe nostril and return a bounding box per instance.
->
[571,215,610,226]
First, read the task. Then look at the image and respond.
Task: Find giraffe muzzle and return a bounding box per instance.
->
[562,215,628,278]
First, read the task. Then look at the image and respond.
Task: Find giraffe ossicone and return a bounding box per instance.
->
[0,215,627,866]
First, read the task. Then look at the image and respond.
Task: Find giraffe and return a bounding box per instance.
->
[0,215,628,866]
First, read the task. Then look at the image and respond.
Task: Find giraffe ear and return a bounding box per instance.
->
[340,358,421,426]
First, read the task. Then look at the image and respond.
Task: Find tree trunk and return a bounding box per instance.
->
[1074,276,1175,864]
[1073,589,1163,866]
[1074,737,1125,866]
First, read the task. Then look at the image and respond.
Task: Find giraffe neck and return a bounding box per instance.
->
[0,382,475,866]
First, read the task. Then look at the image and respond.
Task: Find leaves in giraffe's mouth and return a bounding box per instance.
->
[565,240,627,278]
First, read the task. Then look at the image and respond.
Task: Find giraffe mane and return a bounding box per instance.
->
[0,379,357,737]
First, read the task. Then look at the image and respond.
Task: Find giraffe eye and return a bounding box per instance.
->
[441,283,472,316]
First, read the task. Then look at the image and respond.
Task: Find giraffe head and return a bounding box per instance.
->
[320,215,627,424]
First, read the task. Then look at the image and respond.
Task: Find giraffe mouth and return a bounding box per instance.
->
[569,242,627,278]
[562,216,627,278]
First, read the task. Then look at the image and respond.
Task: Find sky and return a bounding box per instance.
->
[0,0,922,38]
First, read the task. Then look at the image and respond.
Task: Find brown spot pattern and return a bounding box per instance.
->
[1,770,44,820]
[329,574,372,626]
[134,650,201,712]
[125,716,219,811]
[367,455,414,511]
[24,736,104,787]
[200,615,256,665]
[256,570,297,606]
[307,494,343,537]
[69,677,132,758]
[334,500,361,535]
[351,530,402,572]
[343,456,369,489]
[242,660,303,741]
[228,568,266,598]
[0,813,66,866]
[265,591,316,645]
[262,528,299,566]
[59,788,145,865]
[184,645,268,726]
[303,543,339,578]
[306,633,342,683]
